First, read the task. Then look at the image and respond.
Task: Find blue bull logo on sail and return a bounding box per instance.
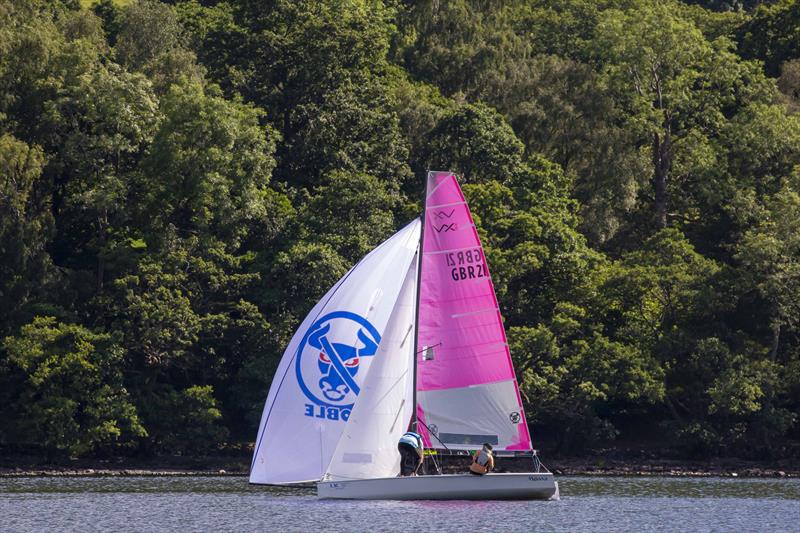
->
[295,311,381,421]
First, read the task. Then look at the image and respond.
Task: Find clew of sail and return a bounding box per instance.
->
[323,253,417,481]
[250,219,421,484]
[416,171,532,451]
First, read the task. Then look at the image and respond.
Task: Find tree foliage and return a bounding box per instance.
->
[0,317,145,457]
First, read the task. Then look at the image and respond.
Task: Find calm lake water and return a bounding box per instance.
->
[1,475,798,532]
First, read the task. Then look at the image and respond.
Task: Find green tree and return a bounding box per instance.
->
[0,317,145,457]
[738,0,800,77]
[298,171,398,262]
[509,320,664,451]
[185,0,410,188]
[115,0,205,94]
[394,0,529,98]
[91,0,123,46]
[594,2,772,231]
[419,102,526,185]
[0,4,102,142]
[116,0,184,69]
[44,63,159,290]
[279,76,412,190]
[138,79,278,247]
[736,186,800,361]
[487,54,648,244]
[110,234,270,447]
[0,135,53,335]
[137,384,229,454]
[778,59,800,112]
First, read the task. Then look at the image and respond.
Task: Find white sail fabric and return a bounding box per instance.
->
[250,220,421,484]
[324,255,417,481]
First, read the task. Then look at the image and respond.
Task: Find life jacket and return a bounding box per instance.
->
[470,449,493,474]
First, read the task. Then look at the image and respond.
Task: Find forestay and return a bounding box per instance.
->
[416,171,532,451]
[250,220,421,484]
[323,254,417,481]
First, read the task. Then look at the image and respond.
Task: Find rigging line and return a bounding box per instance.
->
[250,227,408,472]
[416,341,442,355]
[416,417,452,453]
[373,368,410,409]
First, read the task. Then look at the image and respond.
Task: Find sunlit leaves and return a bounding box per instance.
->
[1,317,145,456]
[140,80,278,247]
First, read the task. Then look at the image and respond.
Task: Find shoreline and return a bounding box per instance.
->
[1,469,796,478]
[2,457,797,478]
[549,456,799,477]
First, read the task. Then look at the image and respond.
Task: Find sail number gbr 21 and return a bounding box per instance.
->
[445,248,487,281]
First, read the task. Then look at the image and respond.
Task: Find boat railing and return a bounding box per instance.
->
[423,448,553,474]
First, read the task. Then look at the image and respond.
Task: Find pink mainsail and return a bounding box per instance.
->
[415,171,532,451]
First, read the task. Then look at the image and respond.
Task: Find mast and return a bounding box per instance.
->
[410,171,428,432]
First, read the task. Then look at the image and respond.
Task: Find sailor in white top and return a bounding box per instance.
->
[398,431,424,476]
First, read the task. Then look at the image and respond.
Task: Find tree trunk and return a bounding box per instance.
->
[96,209,107,291]
[663,389,683,422]
[652,130,671,230]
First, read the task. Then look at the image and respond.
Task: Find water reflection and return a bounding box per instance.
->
[1,476,798,533]
[560,476,800,500]
[3,475,796,499]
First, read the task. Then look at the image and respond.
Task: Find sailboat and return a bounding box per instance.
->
[250,171,558,500]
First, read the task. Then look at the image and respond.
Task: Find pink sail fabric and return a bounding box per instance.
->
[416,171,532,451]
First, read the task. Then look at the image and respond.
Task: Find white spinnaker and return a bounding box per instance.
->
[324,255,417,481]
[250,220,421,484]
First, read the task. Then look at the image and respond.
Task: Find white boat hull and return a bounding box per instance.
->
[317,473,558,500]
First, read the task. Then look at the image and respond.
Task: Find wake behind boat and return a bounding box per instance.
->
[251,171,557,500]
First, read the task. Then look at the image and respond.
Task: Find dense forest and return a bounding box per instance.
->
[1,0,799,462]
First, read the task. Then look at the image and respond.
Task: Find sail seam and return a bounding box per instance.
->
[422,340,508,351]
[419,351,509,365]
[417,377,518,390]
[423,245,484,255]
[418,293,496,304]
[450,307,498,318]
[427,200,466,209]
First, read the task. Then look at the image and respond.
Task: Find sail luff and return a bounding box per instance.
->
[410,172,429,432]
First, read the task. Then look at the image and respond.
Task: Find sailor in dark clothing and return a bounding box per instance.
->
[398,431,424,476]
